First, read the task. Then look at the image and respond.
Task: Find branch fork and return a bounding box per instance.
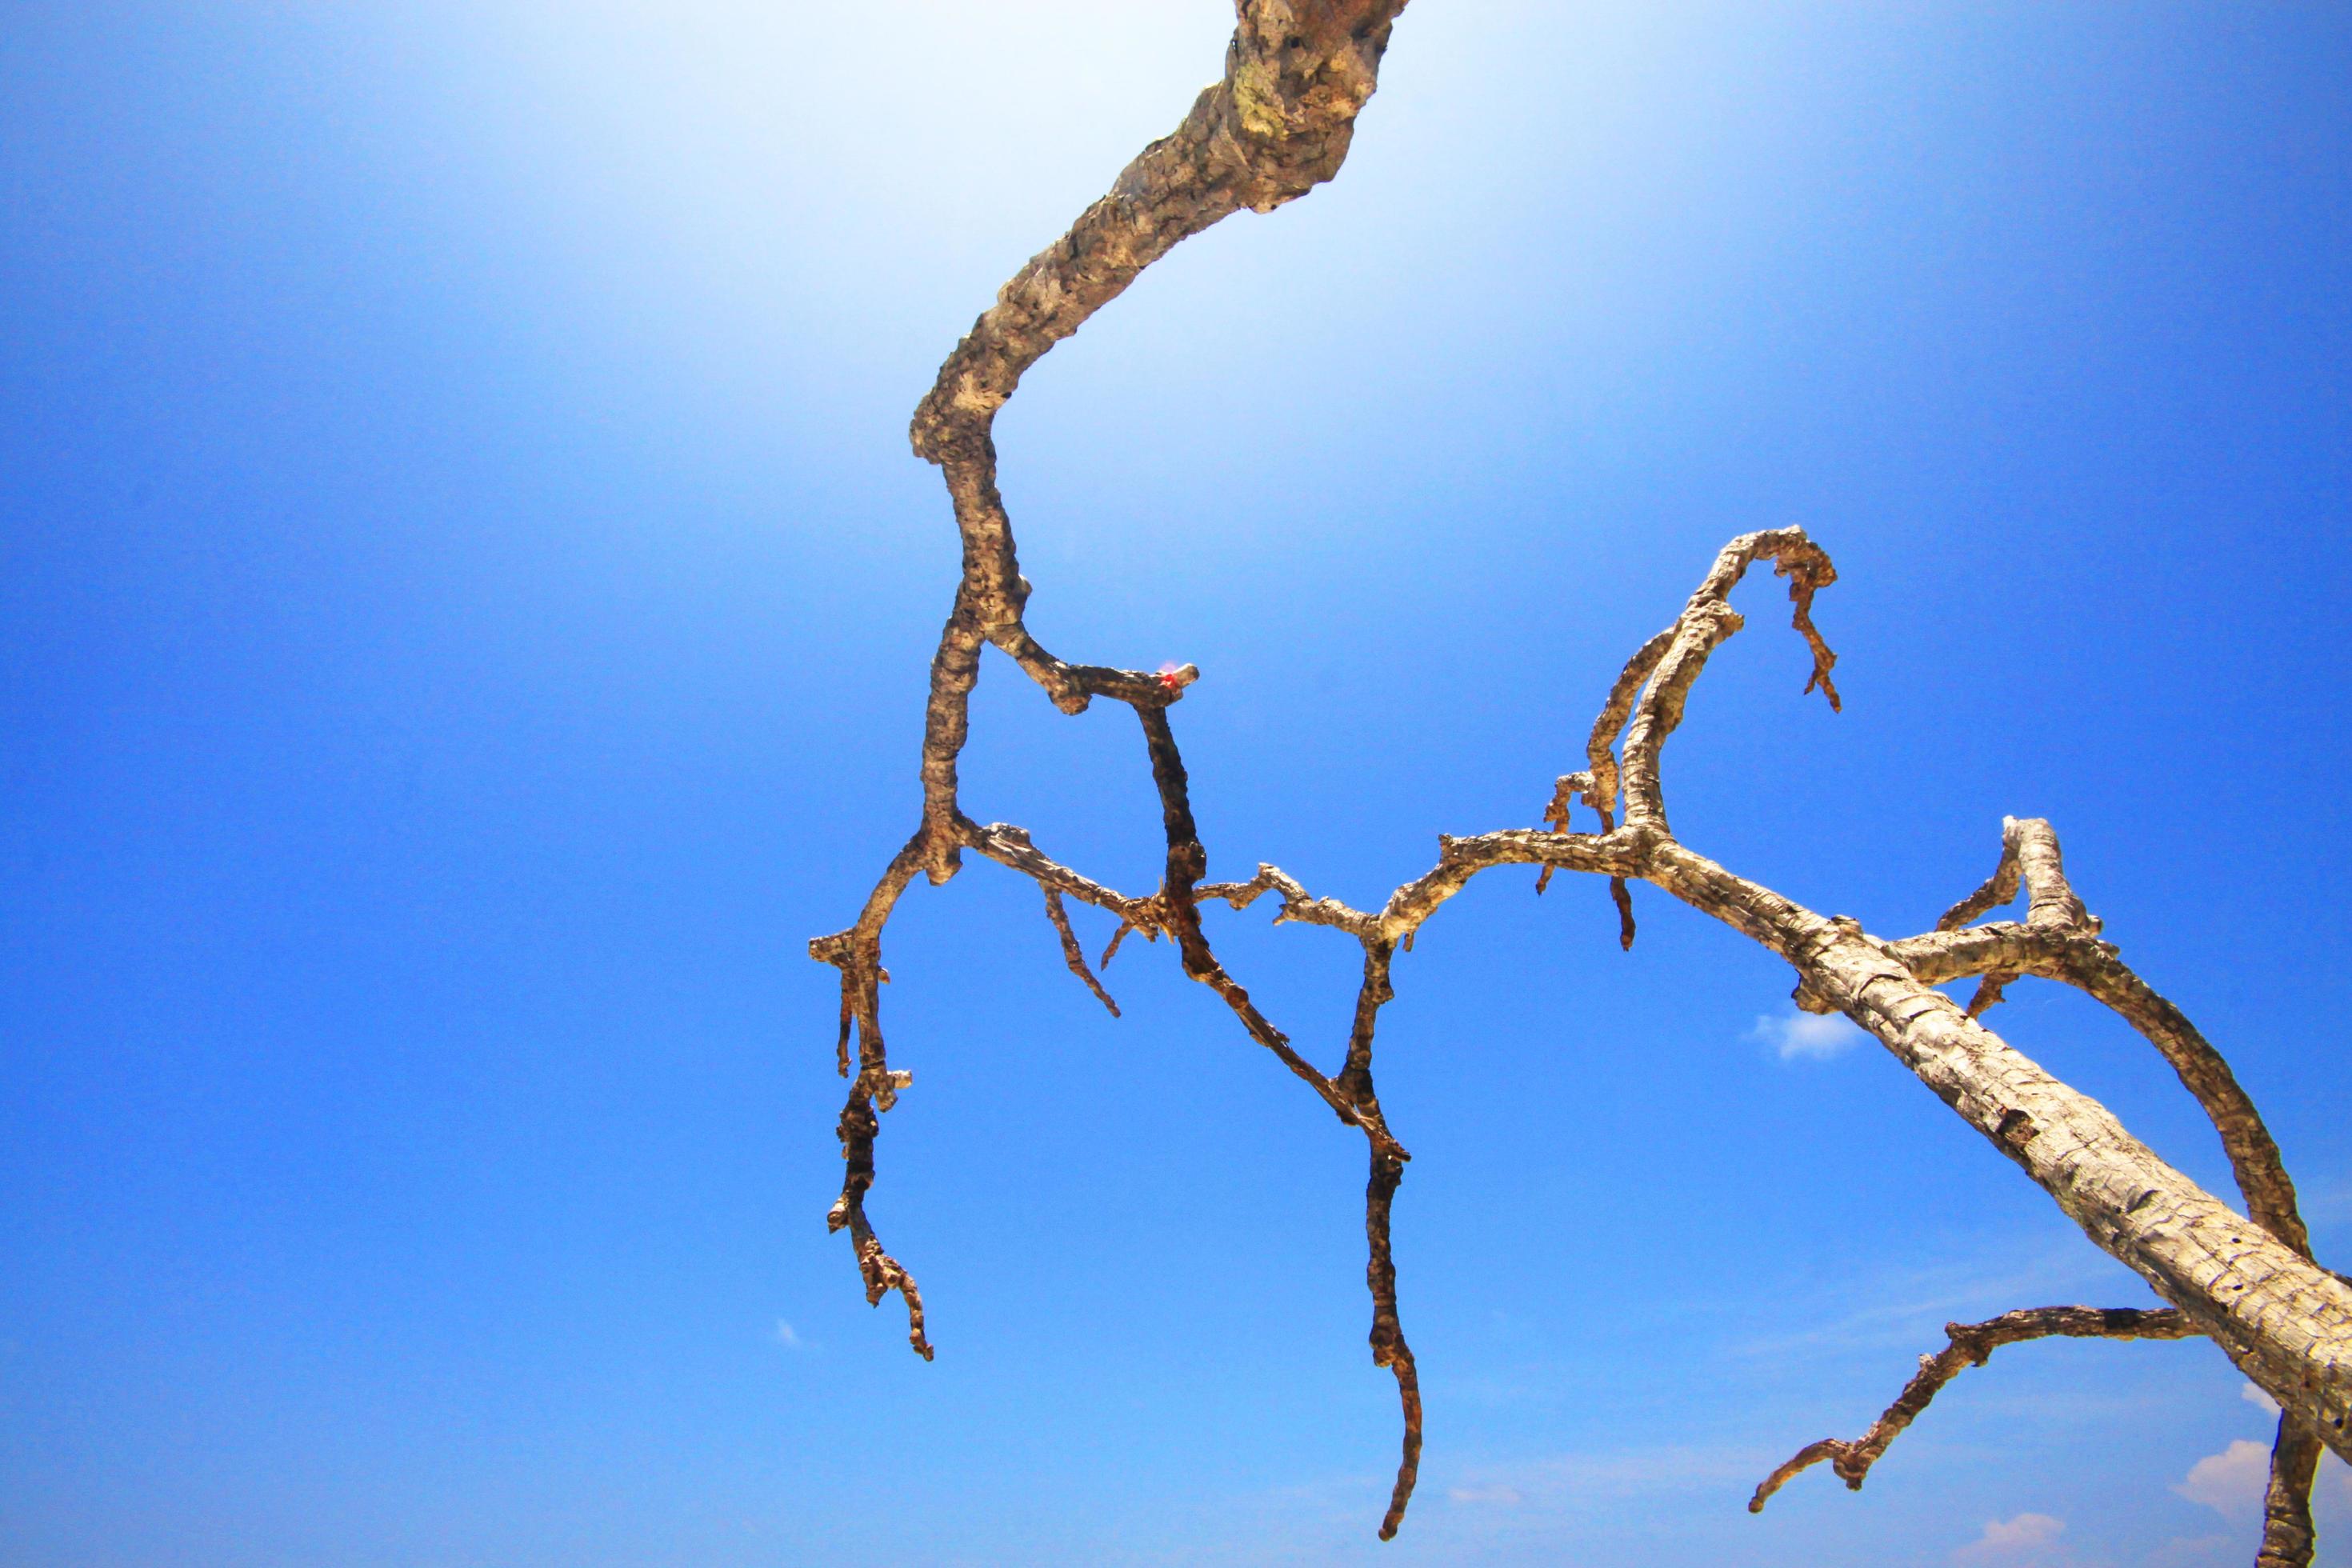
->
[810,5,2343,1558]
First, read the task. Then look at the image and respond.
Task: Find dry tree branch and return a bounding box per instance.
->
[809,0,1430,1527]
[1882,817,2326,1564]
[1042,886,1119,1018]
[1583,546,2352,1460]
[811,5,2348,1558]
[1749,1306,2199,1512]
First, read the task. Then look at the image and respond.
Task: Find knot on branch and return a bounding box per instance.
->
[807,930,864,970]
[1219,2,1402,203]
[1791,978,1837,1015]
[964,569,1030,630]
[907,2,1410,460]
[1937,817,2096,935]
[857,1066,915,1112]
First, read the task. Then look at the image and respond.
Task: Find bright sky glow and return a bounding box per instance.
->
[3,5,2349,1565]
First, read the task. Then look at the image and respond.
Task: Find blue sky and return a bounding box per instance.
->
[2,4,2348,1565]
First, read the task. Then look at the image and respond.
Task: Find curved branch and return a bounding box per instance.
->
[1749,1307,2197,1510]
[813,2,1420,1410]
[911,5,1410,465]
[816,9,2350,1549]
[1616,530,1840,836]
[1199,864,1382,941]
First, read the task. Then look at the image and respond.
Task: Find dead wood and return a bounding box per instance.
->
[808,5,2342,1555]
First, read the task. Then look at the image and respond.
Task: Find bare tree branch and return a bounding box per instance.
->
[810,6,2348,1556]
[1042,887,1119,1017]
[2260,1420,2326,1568]
[1894,834,2303,1258]
[1893,816,2323,1562]
[1749,1306,2198,1510]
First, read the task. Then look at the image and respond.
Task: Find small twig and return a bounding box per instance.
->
[1935,837,2019,932]
[1042,887,1119,1016]
[1782,554,1842,710]
[1965,970,2014,1018]
[827,1093,934,1362]
[1610,876,1637,950]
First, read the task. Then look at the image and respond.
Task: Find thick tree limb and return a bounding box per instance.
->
[1534,538,2352,1482]
[1893,818,2323,1562]
[1893,875,2306,1261]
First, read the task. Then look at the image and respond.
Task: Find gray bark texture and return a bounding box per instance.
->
[808,4,2341,1556]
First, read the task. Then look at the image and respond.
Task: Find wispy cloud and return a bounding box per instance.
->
[2242,1381,2279,1416]
[1953,1512,2068,1565]
[1748,1009,1865,1061]
[774,1318,804,1350]
[1446,1483,1523,1507]
[1730,1237,2135,1360]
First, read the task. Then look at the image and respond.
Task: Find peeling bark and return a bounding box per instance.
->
[809,5,2342,1557]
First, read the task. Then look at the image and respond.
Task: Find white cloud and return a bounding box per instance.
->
[1446,1484,1523,1507]
[2173,1430,2352,1530]
[2162,1450,2352,1568]
[1954,1512,2066,1565]
[774,1318,804,1350]
[2242,1382,2280,1416]
[2174,1439,2269,1518]
[1750,1009,1866,1061]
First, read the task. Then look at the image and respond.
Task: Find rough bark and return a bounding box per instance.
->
[1886,818,2325,1560]
[810,4,2342,1555]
